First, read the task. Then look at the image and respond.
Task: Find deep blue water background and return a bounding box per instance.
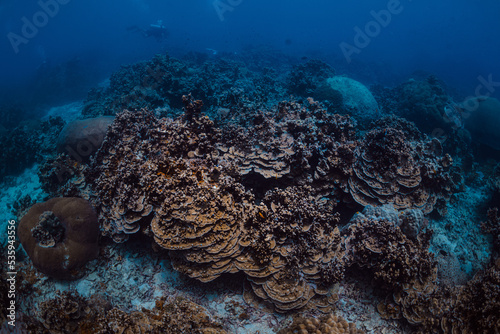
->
[1,0,500,113]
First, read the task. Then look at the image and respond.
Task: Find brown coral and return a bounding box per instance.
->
[79,102,354,312]
[86,105,220,242]
[382,254,500,333]
[278,314,364,334]
[47,97,458,314]
[18,197,99,280]
[348,127,454,214]
[240,186,345,312]
[345,217,436,288]
[28,292,225,334]
[151,163,253,283]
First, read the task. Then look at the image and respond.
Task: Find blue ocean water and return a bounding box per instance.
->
[1,1,500,333]
[1,0,500,105]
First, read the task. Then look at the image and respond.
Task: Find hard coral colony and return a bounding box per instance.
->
[8,56,500,334]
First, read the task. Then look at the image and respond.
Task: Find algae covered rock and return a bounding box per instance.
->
[315,76,379,125]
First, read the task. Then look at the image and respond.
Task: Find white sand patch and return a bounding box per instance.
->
[41,101,84,123]
[0,164,46,246]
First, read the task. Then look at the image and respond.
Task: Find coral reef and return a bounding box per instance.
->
[390,76,450,134]
[241,186,345,313]
[278,314,364,334]
[482,207,500,253]
[18,197,99,280]
[38,154,88,197]
[352,204,427,240]
[94,297,227,334]
[42,95,460,314]
[26,291,226,334]
[85,97,220,243]
[287,59,335,97]
[384,257,500,333]
[348,126,456,214]
[346,216,436,288]
[6,47,500,334]
[82,53,287,123]
[0,116,64,182]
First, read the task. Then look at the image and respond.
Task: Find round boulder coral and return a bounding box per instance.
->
[57,116,114,162]
[316,76,379,125]
[18,197,99,280]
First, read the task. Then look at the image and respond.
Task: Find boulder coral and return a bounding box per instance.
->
[18,197,99,280]
[57,116,114,163]
[315,76,379,125]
